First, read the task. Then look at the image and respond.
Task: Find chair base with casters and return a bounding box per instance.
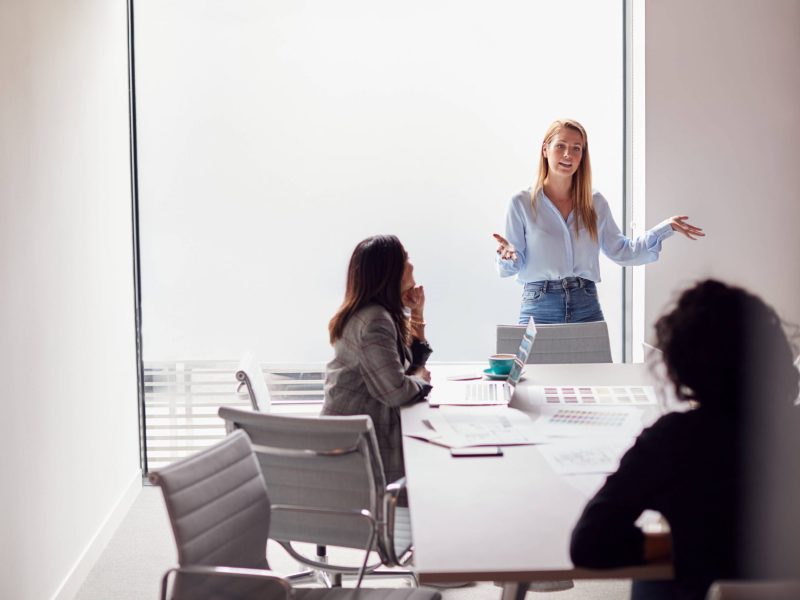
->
[150,429,440,600]
[284,545,341,588]
[279,513,417,588]
[219,406,418,588]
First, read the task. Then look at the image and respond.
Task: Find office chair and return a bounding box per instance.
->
[496,321,612,364]
[218,406,416,588]
[150,430,440,600]
[148,429,293,600]
[235,354,332,585]
[236,352,271,412]
[234,353,333,585]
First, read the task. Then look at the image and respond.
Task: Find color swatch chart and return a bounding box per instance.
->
[548,409,630,428]
[542,385,656,406]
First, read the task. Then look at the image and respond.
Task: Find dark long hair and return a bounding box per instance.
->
[329,235,409,345]
[655,279,798,414]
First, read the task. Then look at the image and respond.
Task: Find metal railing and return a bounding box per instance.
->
[143,360,325,470]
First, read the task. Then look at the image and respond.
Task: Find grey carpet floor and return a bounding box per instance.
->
[74,487,630,600]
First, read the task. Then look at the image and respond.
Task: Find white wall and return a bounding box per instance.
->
[0,1,141,598]
[645,0,800,578]
[644,0,800,330]
[135,0,626,364]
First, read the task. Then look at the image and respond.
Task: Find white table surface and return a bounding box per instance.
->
[401,362,674,584]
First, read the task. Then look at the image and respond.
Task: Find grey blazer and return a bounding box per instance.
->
[322,304,432,485]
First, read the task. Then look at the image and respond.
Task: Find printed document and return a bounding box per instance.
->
[404,406,547,448]
[538,439,634,475]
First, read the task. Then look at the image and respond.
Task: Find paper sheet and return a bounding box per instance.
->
[529,384,658,406]
[538,439,633,475]
[404,406,547,448]
[530,405,643,438]
[427,413,546,448]
[426,380,511,406]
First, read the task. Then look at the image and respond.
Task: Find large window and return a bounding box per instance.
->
[133,0,624,468]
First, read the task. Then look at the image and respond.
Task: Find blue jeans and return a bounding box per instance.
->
[518,277,604,325]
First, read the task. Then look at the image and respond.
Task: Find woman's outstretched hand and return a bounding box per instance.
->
[493,233,518,261]
[668,216,705,240]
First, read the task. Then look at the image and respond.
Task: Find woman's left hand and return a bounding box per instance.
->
[403,284,426,319]
[411,365,432,383]
[668,216,705,240]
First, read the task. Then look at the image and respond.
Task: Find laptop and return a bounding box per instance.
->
[427,317,538,406]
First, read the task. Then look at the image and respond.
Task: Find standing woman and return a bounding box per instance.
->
[323,235,432,487]
[493,118,704,324]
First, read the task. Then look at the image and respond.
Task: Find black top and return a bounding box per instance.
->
[409,337,433,372]
[570,408,743,600]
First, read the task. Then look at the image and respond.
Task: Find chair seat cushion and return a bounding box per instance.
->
[296,587,441,600]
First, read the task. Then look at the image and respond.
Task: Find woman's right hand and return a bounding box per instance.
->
[493,233,518,261]
[402,284,426,318]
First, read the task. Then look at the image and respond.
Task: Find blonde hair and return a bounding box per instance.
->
[531,119,598,243]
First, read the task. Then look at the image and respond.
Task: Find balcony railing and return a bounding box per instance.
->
[143,360,325,471]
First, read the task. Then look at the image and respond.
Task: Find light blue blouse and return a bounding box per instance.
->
[497,189,674,284]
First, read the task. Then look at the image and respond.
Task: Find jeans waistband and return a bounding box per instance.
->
[525,277,594,292]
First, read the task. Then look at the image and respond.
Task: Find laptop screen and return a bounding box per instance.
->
[506,317,537,387]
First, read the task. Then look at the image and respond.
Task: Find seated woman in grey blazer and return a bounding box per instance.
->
[323,234,432,487]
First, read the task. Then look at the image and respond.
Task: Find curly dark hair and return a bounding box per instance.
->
[655,279,798,413]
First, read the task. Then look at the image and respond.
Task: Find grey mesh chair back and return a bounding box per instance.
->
[218,407,409,578]
[497,321,612,364]
[236,352,271,411]
[149,430,291,600]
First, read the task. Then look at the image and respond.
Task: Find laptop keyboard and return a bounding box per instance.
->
[466,383,498,403]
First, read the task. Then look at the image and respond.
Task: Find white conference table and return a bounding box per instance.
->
[400,362,673,596]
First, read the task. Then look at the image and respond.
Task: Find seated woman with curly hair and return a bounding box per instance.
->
[570,280,799,600]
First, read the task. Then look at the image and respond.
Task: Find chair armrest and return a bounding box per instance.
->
[271,505,378,587]
[386,477,406,497]
[381,477,411,566]
[160,565,292,600]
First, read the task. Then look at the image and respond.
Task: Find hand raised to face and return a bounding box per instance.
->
[402,284,426,316]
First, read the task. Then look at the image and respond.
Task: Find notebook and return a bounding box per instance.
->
[427,317,537,406]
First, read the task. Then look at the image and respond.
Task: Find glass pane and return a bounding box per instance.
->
[134,0,623,467]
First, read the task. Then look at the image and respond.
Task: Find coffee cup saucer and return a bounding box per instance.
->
[483,368,508,381]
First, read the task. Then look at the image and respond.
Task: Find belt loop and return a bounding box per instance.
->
[579,277,585,288]
[543,280,548,293]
